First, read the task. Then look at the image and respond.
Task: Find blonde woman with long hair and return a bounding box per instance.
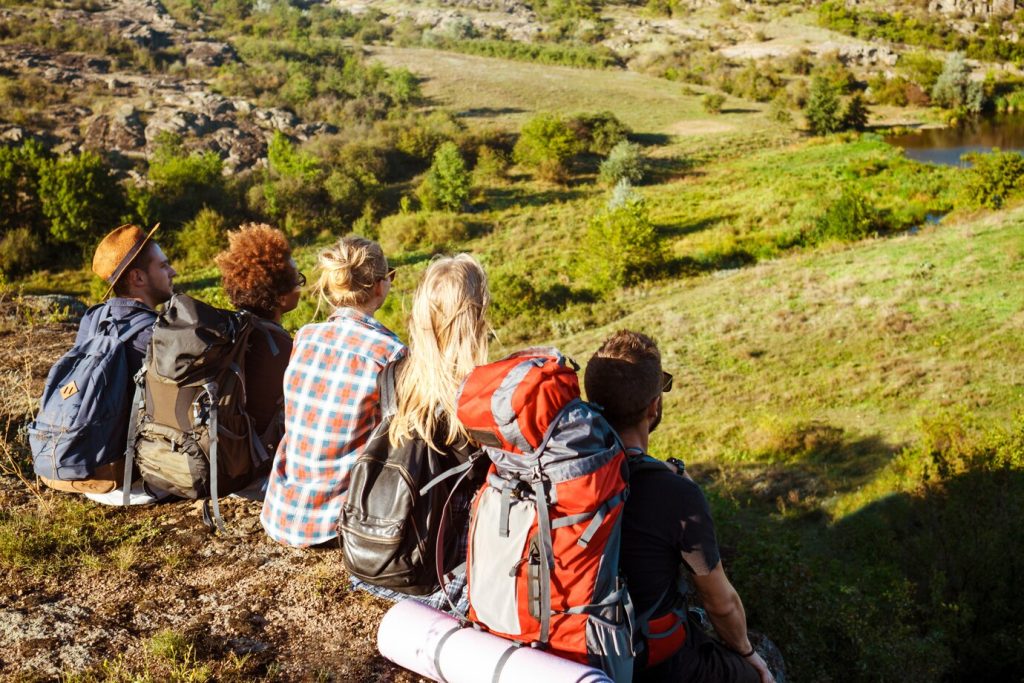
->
[261,235,405,548]
[350,253,490,612]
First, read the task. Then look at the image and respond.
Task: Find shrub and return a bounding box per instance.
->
[932,52,984,113]
[568,111,631,155]
[962,149,1024,209]
[598,140,645,186]
[812,188,886,242]
[416,141,471,212]
[377,211,469,253]
[37,150,125,247]
[513,113,581,182]
[702,92,726,114]
[868,74,910,106]
[0,226,46,278]
[472,145,508,184]
[768,93,793,124]
[395,110,463,162]
[147,134,226,228]
[324,142,385,221]
[175,208,228,267]
[842,93,870,131]
[804,76,842,135]
[582,181,663,291]
[0,140,47,233]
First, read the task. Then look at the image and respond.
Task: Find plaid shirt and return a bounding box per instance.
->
[261,307,406,547]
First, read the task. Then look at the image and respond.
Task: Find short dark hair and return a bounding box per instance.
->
[111,242,157,297]
[584,330,662,431]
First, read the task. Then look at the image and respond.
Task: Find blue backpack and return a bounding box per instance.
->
[29,304,152,486]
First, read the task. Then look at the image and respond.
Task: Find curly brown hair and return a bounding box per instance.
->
[215,223,296,319]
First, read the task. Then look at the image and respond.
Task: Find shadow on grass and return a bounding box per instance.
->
[481,185,592,211]
[456,106,526,118]
[645,154,699,184]
[663,248,757,276]
[657,215,727,239]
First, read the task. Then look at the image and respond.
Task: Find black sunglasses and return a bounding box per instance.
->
[295,270,307,288]
[662,371,673,393]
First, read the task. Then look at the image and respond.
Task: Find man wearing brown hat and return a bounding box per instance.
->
[76,223,176,374]
[75,224,176,504]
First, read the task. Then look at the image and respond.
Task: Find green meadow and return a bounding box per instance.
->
[4,11,1024,679]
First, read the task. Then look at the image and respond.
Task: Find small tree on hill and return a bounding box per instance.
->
[582,180,664,292]
[932,52,984,113]
[842,93,870,131]
[38,151,125,246]
[804,76,842,135]
[599,140,645,186]
[513,113,580,182]
[417,141,471,212]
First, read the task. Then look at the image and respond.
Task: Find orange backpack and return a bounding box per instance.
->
[457,348,637,680]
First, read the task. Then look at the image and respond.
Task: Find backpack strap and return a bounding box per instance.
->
[378,360,399,419]
[204,380,227,532]
[431,452,484,615]
[118,313,156,344]
[121,366,147,506]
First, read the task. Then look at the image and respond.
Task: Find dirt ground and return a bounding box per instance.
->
[0,321,426,682]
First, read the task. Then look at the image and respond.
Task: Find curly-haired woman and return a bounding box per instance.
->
[215,223,303,473]
[260,235,405,548]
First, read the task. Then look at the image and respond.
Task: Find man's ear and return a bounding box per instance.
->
[645,396,660,421]
[125,267,145,290]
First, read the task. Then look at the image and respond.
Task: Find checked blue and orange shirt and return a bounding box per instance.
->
[261,307,406,547]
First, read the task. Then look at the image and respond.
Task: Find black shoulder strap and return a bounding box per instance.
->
[378,360,399,418]
[626,448,671,476]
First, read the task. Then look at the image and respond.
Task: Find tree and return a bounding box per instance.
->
[598,140,645,186]
[37,151,125,245]
[582,181,664,291]
[931,52,984,113]
[702,93,726,114]
[804,76,842,135]
[842,93,870,131]
[0,139,47,233]
[147,133,226,228]
[417,141,471,212]
[513,113,581,182]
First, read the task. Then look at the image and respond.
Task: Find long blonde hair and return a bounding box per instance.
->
[315,235,388,311]
[389,254,490,449]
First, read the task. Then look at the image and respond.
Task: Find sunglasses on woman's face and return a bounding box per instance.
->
[662,371,673,393]
[384,268,397,283]
[295,271,307,288]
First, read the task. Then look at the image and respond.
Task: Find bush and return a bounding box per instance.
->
[804,76,842,135]
[377,211,469,253]
[147,134,226,229]
[702,92,726,114]
[37,150,125,247]
[962,149,1024,209]
[0,226,47,278]
[0,140,46,234]
[932,52,984,113]
[323,142,385,221]
[868,74,911,106]
[416,141,471,212]
[768,93,793,124]
[842,93,870,131]
[513,113,581,182]
[582,181,663,291]
[472,145,509,184]
[598,140,645,186]
[568,111,631,155]
[395,110,463,163]
[812,188,886,242]
[175,208,228,267]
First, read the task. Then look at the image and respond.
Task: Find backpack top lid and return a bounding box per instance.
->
[150,293,248,385]
[456,347,580,456]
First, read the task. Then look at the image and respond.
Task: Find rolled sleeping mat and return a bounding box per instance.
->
[377,599,613,683]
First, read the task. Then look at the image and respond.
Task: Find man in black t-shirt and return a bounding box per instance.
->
[584,330,773,683]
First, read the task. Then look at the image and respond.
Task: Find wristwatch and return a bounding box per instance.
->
[666,457,685,474]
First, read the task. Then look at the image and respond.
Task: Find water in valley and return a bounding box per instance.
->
[886,113,1024,165]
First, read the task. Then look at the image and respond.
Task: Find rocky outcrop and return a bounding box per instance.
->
[927,0,1017,17]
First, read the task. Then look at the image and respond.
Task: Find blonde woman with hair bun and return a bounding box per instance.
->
[261,235,405,548]
[350,253,491,613]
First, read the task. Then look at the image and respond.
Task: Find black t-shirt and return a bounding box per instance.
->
[621,454,721,619]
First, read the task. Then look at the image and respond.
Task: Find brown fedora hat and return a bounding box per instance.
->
[92,223,160,299]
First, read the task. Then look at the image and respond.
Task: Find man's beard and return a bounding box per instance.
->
[649,396,663,434]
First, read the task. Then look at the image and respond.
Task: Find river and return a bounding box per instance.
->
[885,114,1024,165]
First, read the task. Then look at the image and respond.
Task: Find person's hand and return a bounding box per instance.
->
[746,651,774,683]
